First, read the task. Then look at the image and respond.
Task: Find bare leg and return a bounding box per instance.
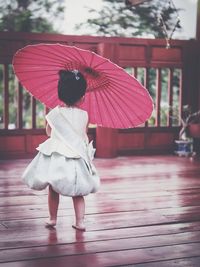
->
[72,196,86,231]
[46,185,59,227]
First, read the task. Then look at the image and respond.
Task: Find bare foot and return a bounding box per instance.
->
[72,222,86,231]
[45,220,56,228]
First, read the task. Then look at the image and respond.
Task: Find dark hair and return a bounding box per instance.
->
[58,70,87,106]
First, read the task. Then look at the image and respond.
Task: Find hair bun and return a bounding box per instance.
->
[58,69,87,105]
[59,70,82,83]
[58,70,72,79]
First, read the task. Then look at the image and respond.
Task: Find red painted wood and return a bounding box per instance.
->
[144,67,149,127]
[96,127,117,158]
[1,232,200,263]
[155,68,161,127]
[151,47,182,63]
[17,82,23,129]
[0,156,200,266]
[1,32,198,158]
[31,97,36,129]
[178,69,183,124]
[3,64,9,129]
[117,132,145,149]
[1,243,200,267]
[119,45,146,61]
[167,68,173,126]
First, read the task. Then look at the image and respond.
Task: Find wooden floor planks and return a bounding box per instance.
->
[0,155,200,266]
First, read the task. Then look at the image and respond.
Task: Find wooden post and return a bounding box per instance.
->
[3,64,9,129]
[196,0,200,110]
[95,43,119,158]
[182,42,199,111]
[196,0,200,41]
[95,127,117,158]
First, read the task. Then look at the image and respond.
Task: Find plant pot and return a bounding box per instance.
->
[175,140,193,157]
[188,124,200,138]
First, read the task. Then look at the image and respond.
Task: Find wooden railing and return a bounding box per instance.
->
[0,32,199,158]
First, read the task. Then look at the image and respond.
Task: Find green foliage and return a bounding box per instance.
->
[0,0,65,129]
[0,0,65,32]
[125,66,181,127]
[76,0,181,38]
[0,64,46,129]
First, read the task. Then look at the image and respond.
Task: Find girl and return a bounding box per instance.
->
[22,70,100,231]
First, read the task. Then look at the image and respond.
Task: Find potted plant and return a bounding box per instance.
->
[179,105,200,140]
[174,105,200,156]
[187,114,200,139]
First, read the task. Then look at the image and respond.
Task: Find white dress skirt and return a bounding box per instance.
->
[22,106,100,197]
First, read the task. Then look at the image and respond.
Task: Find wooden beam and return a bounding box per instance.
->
[196,0,200,110]
[3,64,9,129]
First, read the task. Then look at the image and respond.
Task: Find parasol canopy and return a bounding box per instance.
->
[13,43,153,129]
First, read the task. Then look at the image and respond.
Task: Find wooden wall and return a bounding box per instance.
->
[0,32,199,159]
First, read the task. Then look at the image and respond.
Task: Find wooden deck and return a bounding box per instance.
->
[0,155,200,267]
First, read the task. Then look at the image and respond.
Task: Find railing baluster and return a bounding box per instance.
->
[132,67,137,78]
[31,96,36,129]
[17,82,23,129]
[3,64,9,129]
[144,67,149,127]
[156,68,161,127]
[167,68,173,127]
[179,69,183,125]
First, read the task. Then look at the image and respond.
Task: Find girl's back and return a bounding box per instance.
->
[58,106,88,140]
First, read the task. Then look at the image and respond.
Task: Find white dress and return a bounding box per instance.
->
[22,106,100,196]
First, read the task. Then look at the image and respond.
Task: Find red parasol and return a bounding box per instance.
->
[13,43,153,128]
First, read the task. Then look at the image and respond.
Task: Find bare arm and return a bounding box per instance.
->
[46,123,51,137]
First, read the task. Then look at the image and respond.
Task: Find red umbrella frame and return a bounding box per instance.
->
[13,43,153,129]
